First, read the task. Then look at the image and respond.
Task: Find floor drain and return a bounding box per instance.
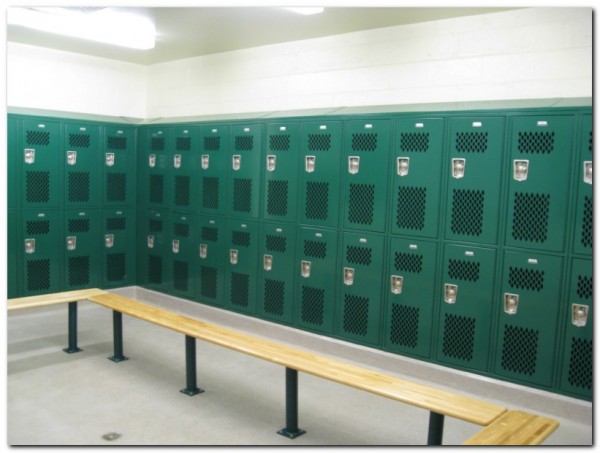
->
[102,432,121,441]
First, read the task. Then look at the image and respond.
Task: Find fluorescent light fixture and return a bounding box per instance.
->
[7,7,156,50]
[283,7,325,16]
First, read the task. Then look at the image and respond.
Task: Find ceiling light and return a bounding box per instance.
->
[7,7,156,50]
[283,7,325,16]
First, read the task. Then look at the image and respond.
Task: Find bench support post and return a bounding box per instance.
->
[277,367,306,439]
[427,411,445,445]
[180,335,204,396]
[108,310,129,363]
[62,301,83,354]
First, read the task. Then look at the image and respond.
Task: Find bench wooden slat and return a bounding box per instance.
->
[8,288,107,311]
[464,410,559,445]
[88,292,507,426]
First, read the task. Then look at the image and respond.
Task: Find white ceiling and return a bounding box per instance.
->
[7,7,517,65]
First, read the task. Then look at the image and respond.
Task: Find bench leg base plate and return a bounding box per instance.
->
[108,355,129,363]
[180,387,205,397]
[277,428,306,439]
[63,347,83,354]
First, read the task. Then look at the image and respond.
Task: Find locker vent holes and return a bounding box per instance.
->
[232,230,250,247]
[26,130,50,146]
[448,259,480,282]
[346,245,372,265]
[201,227,218,242]
[174,176,190,207]
[233,178,252,213]
[69,133,90,148]
[149,175,164,204]
[269,134,290,151]
[148,256,162,284]
[442,314,475,361]
[501,325,539,376]
[106,217,126,231]
[304,240,327,259]
[394,252,423,273]
[202,177,220,209]
[396,187,426,230]
[450,189,484,236]
[568,337,592,390]
[581,196,592,248]
[176,137,191,151]
[151,137,165,151]
[400,132,429,152]
[343,294,369,336]
[267,180,288,216]
[588,130,593,152]
[203,136,220,151]
[200,266,218,299]
[266,235,287,252]
[301,286,325,326]
[27,259,51,291]
[174,223,189,238]
[68,219,90,233]
[106,173,127,202]
[518,132,555,154]
[106,253,126,282]
[68,172,90,202]
[26,220,50,235]
[512,193,550,243]
[230,272,249,307]
[352,133,377,151]
[305,182,329,220]
[456,132,488,153]
[508,267,545,292]
[576,275,593,299]
[235,136,254,151]
[173,261,189,292]
[390,304,419,348]
[348,184,375,226]
[68,256,90,286]
[308,134,331,151]
[26,171,50,203]
[264,279,285,315]
[107,136,127,150]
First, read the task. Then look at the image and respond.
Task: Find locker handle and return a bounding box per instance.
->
[202,154,209,170]
[172,239,180,254]
[105,234,114,248]
[173,154,182,169]
[504,293,519,315]
[267,155,276,172]
[572,304,589,327]
[451,158,465,179]
[147,235,155,249]
[513,160,529,181]
[199,244,207,259]
[24,148,35,164]
[105,153,115,167]
[66,236,77,251]
[444,284,457,304]
[264,254,273,271]
[343,267,355,285]
[301,260,311,278]
[348,156,360,174]
[230,249,238,265]
[391,275,403,294]
[584,161,592,185]
[25,239,35,254]
[305,156,316,173]
[232,155,241,171]
[67,151,77,166]
[148,154,156,168]
[397,157,410,177]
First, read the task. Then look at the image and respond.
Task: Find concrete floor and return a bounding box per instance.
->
[6,287,593,446]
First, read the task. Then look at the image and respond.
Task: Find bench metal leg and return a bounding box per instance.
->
[63,301,83,354]
[277,367,306,439]
[427,412,445,445]
[180,335,204,396]
[108,310,128,363]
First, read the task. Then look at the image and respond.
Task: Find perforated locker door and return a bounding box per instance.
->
[391,118,444,238]
[21,210,62,296]
[263,123,299,223]
[505,115,574,252]
[436,244,496,372]
[138,210,170,291]
[295,227,338,335]
[444,117,505,244]
[21,119,61,209]
[8,209,18,298]
[166,212,197,299]
[559,258,592,399]
[64,123,100,208]
[196,215,226,306]
[383,238,437,359]
[337,232,385,346]
[171,126,198,212]
[299,121,342,228]
[224,219,259,314]
[146,127,171,209]
[198,125,229,216]
[228,124,262,219]
[572,114,592,256]
[101,208,135,288]
[342,119,391,233]
[494,251,563,387]
[8,117,18,209]
[63,209,99,290]
[103,125,136,206]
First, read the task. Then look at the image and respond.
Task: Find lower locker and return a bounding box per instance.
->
[101,208,136,288]
[196,215,226,306]
[64,209,99,290]
[166,212,196,299]
[138,210,169,293]
[8,210,18,298]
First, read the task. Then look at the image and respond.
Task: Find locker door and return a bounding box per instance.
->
[505,115,574,252]
[383,238,437,359]
[8,117,18,209]
[342,119,391,233]
[146,127,171,209]
[64,209,99,289]
[436,244,496,372]
[258,223,297,324]
[21,210,62,295]
[263,123,299,223]
[224,219,259,314]
[445,117,505,244]
[337,232,385,346]
[101,208,135,288]
[299,121,342,228]
[559,258,592,399]
[228,124,262,219]
[21,119,61,209]
[103,126,136,206]
[391,118,444,238]
[572,114,593,256]
[139,210,169,291]
[197,215,227,306]
[295,227,338,335]
[171,126,198,212]
[494,251,563,387]
[64,123,99,208]
[199,125,229,216]
[167,212,197,299]
[8,209,19,298]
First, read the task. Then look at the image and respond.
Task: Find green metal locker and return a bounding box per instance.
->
[299,121,343,228]
[198,125,229,216]
[294,227,338,335]
[64,122,100,208]
[505,115,574,252]
[21,209,62,296]
[337,232,385,346]
[383,238,437,359]
[101,208,135,288]
[224,219,259,314]
[21,119,61,209]
[138,209,170,291]
[494,250,563,387]
[436,244,496,372]
[103,125,136,206]
[263,122,299,223]
[444,117,505,244]
[8,209,18,298]
[196,215,227,306]
[342,119,391,233]
[572,114,592,256]
[391,118,444,238]
[559,258,592,400]
[171,126,198,211]
[64,209,99,289]
[228,124,262,219]
[146,127,171,209]
[258,222,297,324]
[8,116,18,210]
[166,212,197,299]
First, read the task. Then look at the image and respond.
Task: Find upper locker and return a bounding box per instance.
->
[146,127,171,209]
[198,125,229,216]
[228,124,262,219]
[102,125,136,206]
[63,122,100,208]
[171,126,198,212]
[8,117,18,210]
[572,114,593,256]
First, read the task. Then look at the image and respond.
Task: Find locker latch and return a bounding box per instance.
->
[105,234,114,248]
[24,239,35,254]
[513,160,529,181]
[147,235,155,249]
[301,260,311,278]
[267,155,276,172]
[584,161,592,185]
[105,153,115,167]
[263,254,273,271]
[66,236,77,251]
[572,304,589,327]
[230,249,238,265]
[67,151,77,166]
[172,239,180,254]
[504,293,519,315]
[199,244,207,259]
[174,154,182,169]
[397,157,410,177]
[202,154,209,170]
[343,267,355,285]
[451,158,465,179]
[348,156,360,174]
[391,275,403,294]
[444,284,457,304]
[232,155,241,171]
[149,154,156,168]
[24,148,35,164]
[305,156,316,173]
